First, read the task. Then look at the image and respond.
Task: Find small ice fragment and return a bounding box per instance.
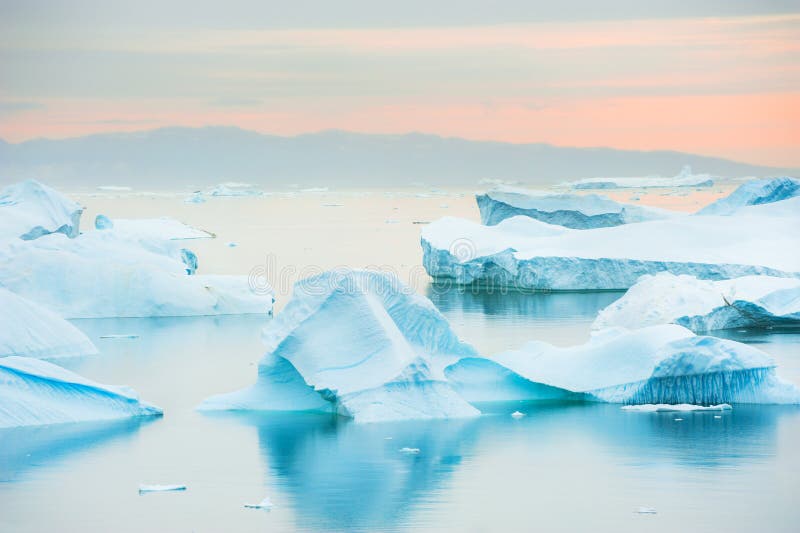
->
[244,497,273,510]
[399,447,420,454]
[511,411,525,419]
[138,484,186,493]
[636,507,657,515]
[95,214,114,230]
[384,437,393,440]
[674,418,683,421]
[100,334,139,339]
[714,415,722,419]
[226,242,238,247]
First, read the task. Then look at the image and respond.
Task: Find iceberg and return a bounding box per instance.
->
[0,356,162,428]
[421,198,800,291]
[0,288,97,359]
[0,180,83,241]
[445,325,800,405]
[200,269,480,423]
[567,165,714,190]
[476,187,674,228]
[0,229,273,318]
[206,183,264,197]
[621,403,732,412]
[594,273,800,332]
[697,177,800,215]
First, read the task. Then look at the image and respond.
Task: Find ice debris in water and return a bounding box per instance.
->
[399,447,421,454]
[621,404,732,413]
[138,484,187,493]
[511,411,525,418]
[99,334,140,339]
[636,507,657,515]
[244,497,274,510]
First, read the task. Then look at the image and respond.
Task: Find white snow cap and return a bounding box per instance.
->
[0,287,97,359]
[0,179,83,241]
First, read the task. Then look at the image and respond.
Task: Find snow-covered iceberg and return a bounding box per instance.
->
[476,187,674,228]
[0,229,273,318]
[567,166,714,190]
[445,325,800,405]
[0,180,83,241]
[422,198,800,291]
[697,177,800,215]
[200,269,480,423]
[0,288,97,359]
[95,216,215,241]
[594,273,800,332]
[0,356,162,428]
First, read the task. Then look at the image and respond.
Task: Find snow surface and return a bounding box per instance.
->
[445,325,800,405]
[200,269,480,423]
[0,288,97,359]
[422,198,800,290]
[0,180,83,241]
[594,273,800,332]
[0,228,273,318]
[476,186,674,228]
[567,166,714,190]
[697,177,800,215]
[0,356,162,428]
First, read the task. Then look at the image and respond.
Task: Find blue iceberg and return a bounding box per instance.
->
[697,177,800,215]
[0,356,162,428]
[0,180,83,241]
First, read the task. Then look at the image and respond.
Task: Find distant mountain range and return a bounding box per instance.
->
[0,127,794,189]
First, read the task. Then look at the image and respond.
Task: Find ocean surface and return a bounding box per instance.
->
[2,187,798,532]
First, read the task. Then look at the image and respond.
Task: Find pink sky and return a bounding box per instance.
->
[1,13,798,167]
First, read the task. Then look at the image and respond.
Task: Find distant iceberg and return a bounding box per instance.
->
[593,273,800,332]
[422,198,800,291]
[0,287,97,359]
[0,229,273,318]
[0,356,162,428]
[446,325,800,405]
[0,180,83,241]
[200,270,479,423]
[206,183,265,197]
[697,177,800,215]
[476,187,675,228]
[567,166,714,190]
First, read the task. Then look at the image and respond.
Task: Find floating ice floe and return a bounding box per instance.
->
[636,507,657,515]
[476,186,674,228]
[244,497,273,509]
[99,334,140,339]
[697,177,800,215]
[206,183,264,197]
[593,273,800,332]
[445,325,800,405]
[0,356,162,428]
[621,404,732,412]
[399,447,421,454]
[0,287,98,359]
[510,411,525,419]
[0,180,83,241]
[421,198,800,291]
[138,484,186,493]
[0,227,273,318]
[567,165,713,190]
[199,269,480,423]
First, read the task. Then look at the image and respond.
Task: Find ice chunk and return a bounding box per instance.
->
[422,198,800,291]
[510,411,525,419]
[399,447,421,454]
[199,269,479,423]
[636,507,657,514]
[0,180,83,241]
[697,177,800,215]
[0,229,273,318]
[138,484,186,493]
[594,273,800,332]
[621,404,732,412]
[0,356,162,428]
[94,214,114,230]
[184,192,206,204]
[99,334,139,339]
[446,325,800,405]
[0,287,97,359]
[244,497,273,509]
[206,183,264,197]
[568,166,713,189]
[477,187,675,228]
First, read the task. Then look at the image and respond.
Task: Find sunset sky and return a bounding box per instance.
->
[1,1,798,166]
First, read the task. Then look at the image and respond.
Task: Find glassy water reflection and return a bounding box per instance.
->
[1,289,798,532]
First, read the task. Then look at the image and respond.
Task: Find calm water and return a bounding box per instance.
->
[1,290,799,532]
